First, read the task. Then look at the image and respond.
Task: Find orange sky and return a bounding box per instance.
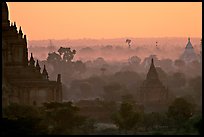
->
[7,2,202,40]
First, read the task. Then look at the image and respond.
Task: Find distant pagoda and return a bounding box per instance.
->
[180,37,198,63]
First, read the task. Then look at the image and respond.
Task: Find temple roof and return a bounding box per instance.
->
[180,37,198,62]
[2,2,9,22]
[146,58,159,81]
[185,37,193,49]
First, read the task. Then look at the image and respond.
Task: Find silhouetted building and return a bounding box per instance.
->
[180,37,198,63]
[2,2,62,107]
[139,58,168,112]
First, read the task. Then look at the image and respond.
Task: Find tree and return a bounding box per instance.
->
[101,45,113,51]
[128,56,141,65]
[42,102,86,134]
[169,72,186,88]
[188,76,202,106]
[174,59,185,69]
[58,47,76,63]
[79,82,93,98]
[121,94,135,104]
[2,103,94,135]
[186,60,202,77]
[47,52,62,63]
[93,57,106,67]
[3,103,41,120]
[73,60,86,74]
[103,82,123,101]
[167,98,195,128]
[79,47,94,54]
[112,102,143,133]
[113,71,141,85]
[159,58,173,72]
[47,47,76,63]
[181,114,202,134]
[2,103,47,135]
[143,112,169,131]
[194,117,202,135]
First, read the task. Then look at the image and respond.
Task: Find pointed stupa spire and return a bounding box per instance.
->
[180,37,198,62]
[29,53,35,67]
[19,26,23,36]
[36,60,41,73]
[186,37,193,49]
[146,58,159,80]
[24,35,27,43]
[14,22,17,29]
[2,2,9,20]
[2,2,10,27]
[42,65,49,79]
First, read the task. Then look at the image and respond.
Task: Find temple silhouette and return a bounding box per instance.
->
[2,2,62,107]
[139,58,168,111]
[180,37,199,63]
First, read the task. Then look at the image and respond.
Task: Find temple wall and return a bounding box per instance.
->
[29,87,49,106]
[2,2,62,108]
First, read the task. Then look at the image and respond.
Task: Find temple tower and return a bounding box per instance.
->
[2,2,28,67]
[2,2,62,107]
[180,37,198,63]
[139,58,168,110]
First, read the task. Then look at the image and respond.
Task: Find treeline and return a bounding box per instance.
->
[2,97,202,135]
[37,47,202,107]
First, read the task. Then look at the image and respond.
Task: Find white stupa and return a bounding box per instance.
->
[180,37,198,63]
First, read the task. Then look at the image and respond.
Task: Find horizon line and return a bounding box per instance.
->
[28,36,202,41]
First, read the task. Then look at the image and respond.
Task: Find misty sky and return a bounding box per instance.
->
[7,2,202,40]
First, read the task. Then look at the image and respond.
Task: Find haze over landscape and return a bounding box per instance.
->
[3,2,202,135]
[27,37,201,62]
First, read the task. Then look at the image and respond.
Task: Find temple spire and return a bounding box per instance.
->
[36,60,41,73]
[14,22,17,30]
[146,58,159,80]
[24,35,27,43]
[19,26,23,38]
[2,2,10,27]
[185,37,193,49]
[19,26,23,35]
[29,53,35,67]
[42,65,49,79]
